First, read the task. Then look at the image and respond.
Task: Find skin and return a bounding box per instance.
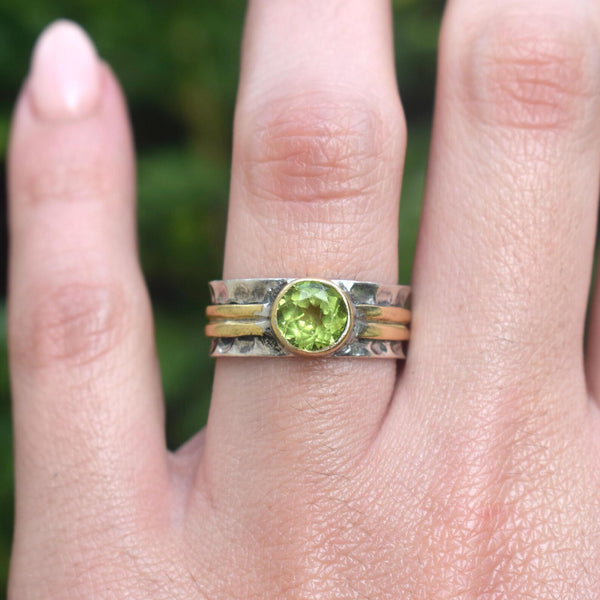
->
[7,0,600,597]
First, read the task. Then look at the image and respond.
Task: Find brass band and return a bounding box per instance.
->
[205,305,410,341]
[206,278,411,359]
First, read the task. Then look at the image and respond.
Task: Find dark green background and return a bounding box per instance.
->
[0,0,444,592]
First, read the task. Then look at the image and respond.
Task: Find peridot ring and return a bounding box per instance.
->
[205,278,411,358]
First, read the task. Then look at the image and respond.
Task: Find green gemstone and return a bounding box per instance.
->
[275,280,349,353]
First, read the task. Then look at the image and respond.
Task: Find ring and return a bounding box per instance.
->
[205,278,411,358]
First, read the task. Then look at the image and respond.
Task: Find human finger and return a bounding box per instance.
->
[403,0,600,424]
[198,0,406,530]
[8,21,168,567]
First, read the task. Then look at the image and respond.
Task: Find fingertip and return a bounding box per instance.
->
[9,58,134,212]
[29,19,101,121]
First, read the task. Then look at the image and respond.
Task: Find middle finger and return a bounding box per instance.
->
[199,0,405,543]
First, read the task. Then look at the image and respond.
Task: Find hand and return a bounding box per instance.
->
[8,1,600,597]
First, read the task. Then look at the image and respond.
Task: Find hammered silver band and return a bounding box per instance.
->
[206,278,411,358]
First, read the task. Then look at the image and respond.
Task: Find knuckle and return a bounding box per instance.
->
[410,413,599,597]
[456,12,600,132]
[10,281,128,370]
[238,92,405,205]
[23,156,118,205]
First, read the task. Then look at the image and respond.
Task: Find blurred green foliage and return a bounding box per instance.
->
[0,0,444,593]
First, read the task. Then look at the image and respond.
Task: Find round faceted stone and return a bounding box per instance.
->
[274,280,349,353]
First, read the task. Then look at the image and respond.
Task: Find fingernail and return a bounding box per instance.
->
[29,20,101,120]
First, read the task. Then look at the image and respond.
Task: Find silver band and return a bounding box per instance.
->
[206,278,411,359]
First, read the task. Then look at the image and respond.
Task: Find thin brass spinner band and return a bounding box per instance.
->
[205,321,410,341]
[205,322,266,338]
[206,303,411,323]
[205,303,411,341]
[205,304,265,319]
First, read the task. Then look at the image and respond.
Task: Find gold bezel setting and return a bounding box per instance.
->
[270,278,354,357]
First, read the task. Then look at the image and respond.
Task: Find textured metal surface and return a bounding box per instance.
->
[207,278,411,359]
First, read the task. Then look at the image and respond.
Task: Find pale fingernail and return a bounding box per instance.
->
[29,19,101,120]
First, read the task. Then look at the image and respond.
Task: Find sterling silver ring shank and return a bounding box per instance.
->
[205,278,411,359]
